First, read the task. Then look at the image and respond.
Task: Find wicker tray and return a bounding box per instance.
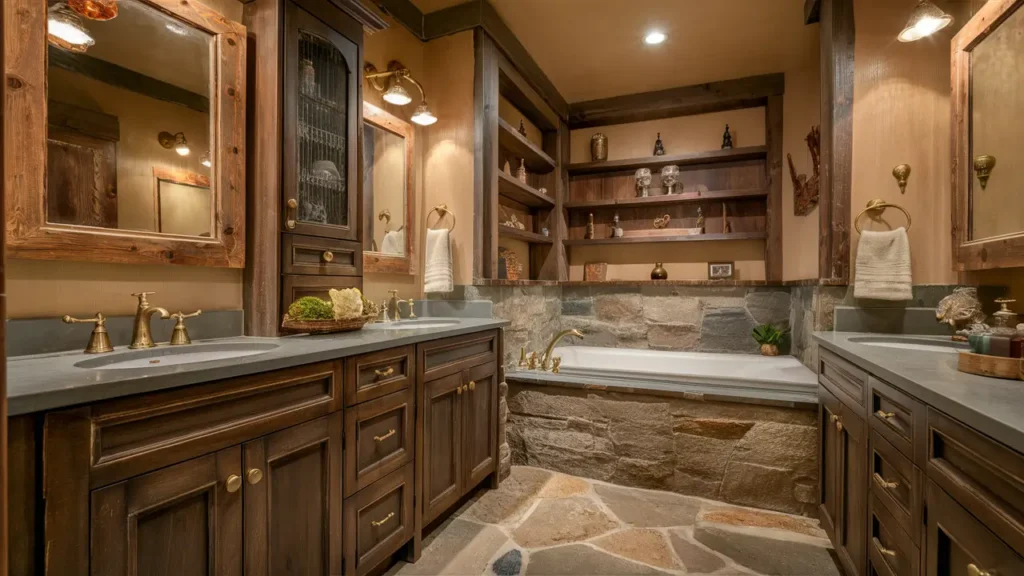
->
[957,351,1024,381]
[281,314,375,335]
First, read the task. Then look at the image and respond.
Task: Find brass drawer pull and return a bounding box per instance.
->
[835,417,844,432]
[371,511,395,527]
[873,537,897,558]
[875,410,895,419]
[967,564,992,576]
[322,250,334,263]
[374,366,395,378]
[873,472,899,490]
[468,380,476,391]
[457,386,463,395]
[374,429,397,442]
[248,468,263,485]
[226,474,242,493]
[286,198,297,229]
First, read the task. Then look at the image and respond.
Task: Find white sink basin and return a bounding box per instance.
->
[848,336,967,354]
[367,319,461,330]
[75,342,279,370]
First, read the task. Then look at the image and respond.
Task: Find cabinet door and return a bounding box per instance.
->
[243,413,343,576]
[836,401,868,576]
[422,372,463,525]
[463,362,498,489]
[819,385,841,545]
[926,480,1024,576]
[283,1,359,240]
[90,447,242,576]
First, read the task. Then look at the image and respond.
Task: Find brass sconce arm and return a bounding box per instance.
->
[365,60,429,104]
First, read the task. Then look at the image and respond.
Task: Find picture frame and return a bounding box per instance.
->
[708,262,735,279]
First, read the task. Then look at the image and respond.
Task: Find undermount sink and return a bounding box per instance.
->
[366,319,461,330]
[848,336,968,354]
[75,342,280,370]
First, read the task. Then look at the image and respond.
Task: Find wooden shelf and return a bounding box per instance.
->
[567,146,768,176]
[498,117,556,174]
[499,226,554,244]
[563,232,766,246]
[498,171,556,209]
[565,188,767,209]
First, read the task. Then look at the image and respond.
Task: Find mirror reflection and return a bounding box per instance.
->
[970,4,1024,241]
[363,121,407,255]
[45,0,215,237]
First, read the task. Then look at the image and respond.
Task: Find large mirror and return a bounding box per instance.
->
[6,0,246,267]
[953,0,1024,270]
[363,101,414,274]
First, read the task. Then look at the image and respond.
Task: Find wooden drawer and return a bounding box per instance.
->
[819,348,869,415]
[927,407,1024,556]
[343,464,414,576]
[926,479,1024,576]
[869,494,920,576]
[870,376,927,466]
[282,234,361,276]
[870,430,923,547]
[419,330,499,381]
[345,345,414,406]
[344,387,414,497]
[281,274,361,314]
[49,361,344,488]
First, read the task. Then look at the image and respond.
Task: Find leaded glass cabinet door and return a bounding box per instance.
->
[283,2,360,241]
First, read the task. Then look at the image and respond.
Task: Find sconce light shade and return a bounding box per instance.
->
[411,102,438,126]
[48,3,96,53]
[898,1,953,42]
[382,82,412,106]
[200,151,212,168]
[158,131,190,156]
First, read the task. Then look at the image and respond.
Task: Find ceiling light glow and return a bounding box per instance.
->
[644,31,666,45]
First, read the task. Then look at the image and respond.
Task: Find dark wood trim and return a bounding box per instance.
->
[564,232,767,246]
[47,100,119,142]
[474,29,500,280]
[498,226,553,245]
[48,47,210,114]
[0,0,6,568]
[568,146,768,176]
[565,188,767,209]
[818,0,854,283]
[422,0,482,38]
[567,73,785,129]
[497,171,555,208]
[8,418,35,576]
[42,408,93,576]
[765,94,784,282]
[805,0,821,24]
[375,0,424,37]
[328,0,389,33]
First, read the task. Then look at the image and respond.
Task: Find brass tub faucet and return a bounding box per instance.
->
[541,329,583,371]
[129,292,170,349]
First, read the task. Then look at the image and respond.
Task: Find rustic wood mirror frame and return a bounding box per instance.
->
[952,0,1024,271]
[4,0,246,268]
[362,101,415,275]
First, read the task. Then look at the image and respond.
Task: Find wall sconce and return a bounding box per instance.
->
[158,131,190,156]
[47,3,96,53]
[898,1,953,42]
[365,60,438,126]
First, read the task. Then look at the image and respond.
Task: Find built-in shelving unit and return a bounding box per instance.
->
[498,171,556,208]
[564,188,767,209]
[498,117,556,173]
[567,146,768,176]
[563,232,766,246]
[499,226,554,244]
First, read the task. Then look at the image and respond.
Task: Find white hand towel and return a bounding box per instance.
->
[854,227,912,301]
[380,229,405,255]
[424,228,454,293]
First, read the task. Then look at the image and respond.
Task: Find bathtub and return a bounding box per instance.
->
[528,346,819,404]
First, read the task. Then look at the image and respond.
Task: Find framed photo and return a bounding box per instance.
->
[708,262,735,279]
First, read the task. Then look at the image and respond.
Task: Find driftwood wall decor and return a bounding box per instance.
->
[788,125,820,216]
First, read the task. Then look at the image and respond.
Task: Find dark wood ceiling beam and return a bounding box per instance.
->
[567,73,785,129]
[805,0,821,24]
[375,0,423,36]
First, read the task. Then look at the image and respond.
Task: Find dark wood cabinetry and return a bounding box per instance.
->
[819,380,868,576]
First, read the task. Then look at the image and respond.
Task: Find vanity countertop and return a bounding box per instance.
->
[7,318,509,416]
[814,331,1024,454]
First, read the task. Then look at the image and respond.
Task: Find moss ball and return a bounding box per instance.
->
[287,296,334,320]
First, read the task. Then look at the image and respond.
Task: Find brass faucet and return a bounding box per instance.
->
[387,290,417,320]
[129,292,170,349]
[541,329,583,371]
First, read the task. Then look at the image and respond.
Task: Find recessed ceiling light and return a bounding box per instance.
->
[644,31,666,45]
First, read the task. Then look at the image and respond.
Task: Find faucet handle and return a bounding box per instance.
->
[169,310,202,345]
[131,291,156,306]
[63,313,114,354]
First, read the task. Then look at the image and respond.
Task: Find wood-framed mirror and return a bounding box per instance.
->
[362,101,414,274]
[4,0,246,267]
[952,0,1024,271]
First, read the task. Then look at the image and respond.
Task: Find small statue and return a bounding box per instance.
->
[611,213,624,238]
[654,214,671,229]
[635,168,652,197]
[661,165,680,194]
[696,207,705,232]
[936,287,989,341]
[518,119,527,137]
[585,213,595,239]
[517,158,528,183]
[721,124,734,149]
[789,126,820,216]
[653,132,665,156]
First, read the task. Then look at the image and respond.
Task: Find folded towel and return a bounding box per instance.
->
[854,227,912,301]
[380,229,405,255]
[424,228,453,293]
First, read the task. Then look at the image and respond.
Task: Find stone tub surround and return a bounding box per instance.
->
[387,466,840,576]
[504,381,819,517]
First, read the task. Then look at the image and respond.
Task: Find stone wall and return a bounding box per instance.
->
[506,382,819,517]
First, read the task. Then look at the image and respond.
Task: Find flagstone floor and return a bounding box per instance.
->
[388,466,842,576]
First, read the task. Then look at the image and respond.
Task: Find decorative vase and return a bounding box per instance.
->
[635,168,652,197]
[651,262,668,280]
[585,213,595,239]
[760,344,779,356]
[660,165,680,194]
[591,133,608,161]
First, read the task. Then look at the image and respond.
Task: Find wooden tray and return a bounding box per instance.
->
[958,351,1024,380]
[281,314,375,335]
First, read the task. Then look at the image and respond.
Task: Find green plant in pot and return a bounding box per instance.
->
[752,324,788,356]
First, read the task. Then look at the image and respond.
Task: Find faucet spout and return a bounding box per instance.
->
[129,292,171,349]
[541,329,583,371]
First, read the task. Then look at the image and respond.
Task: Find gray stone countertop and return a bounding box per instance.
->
[814,332,1024,454]
[7,318,508,416]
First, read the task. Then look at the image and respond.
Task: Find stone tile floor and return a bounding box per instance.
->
[388,466,841,576]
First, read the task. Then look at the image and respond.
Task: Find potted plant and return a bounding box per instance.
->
[752,324,788,356]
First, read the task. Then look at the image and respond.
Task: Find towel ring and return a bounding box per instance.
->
[378,209,391,233]
[854,199,912,233]
[427,204,456,232]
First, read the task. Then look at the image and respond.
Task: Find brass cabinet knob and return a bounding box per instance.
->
[829,414,839,423]
[247,468,263,485]
[286,198,298,229]
[835,418,844,432]
[873,472,899,490]
[872,537,897,558]
[226,474,242,493]
[468,380,476,391]
[456,385,463,395]
[322,250,334,263]
[967,564,992,576]
[287,199,298,208]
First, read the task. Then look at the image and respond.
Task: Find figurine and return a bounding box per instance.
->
[789,126,820,216]
[591,133,608,161]
[936,287,989,341]
[696,207,705,232]
[585,213,595,239]
[518,119,527,137]
[651,262,668,280]
[635,168,652,197]
[517,158,528,183]
[611,213,624,238]
[721,124,734,149]
[653,132,665,156]
[661,165,680,194]
[653,214,671,229]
